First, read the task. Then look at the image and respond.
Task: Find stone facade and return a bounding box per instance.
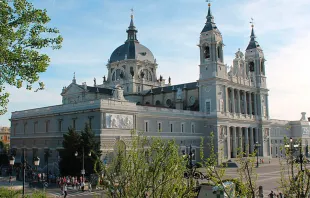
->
[10,4,310,172]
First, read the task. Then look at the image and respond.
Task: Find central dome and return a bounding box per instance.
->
[110,42,155,63]
[109,13,155,64]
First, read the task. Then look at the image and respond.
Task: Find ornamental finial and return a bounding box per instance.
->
[250,17,254,28]
[130,8,134,19]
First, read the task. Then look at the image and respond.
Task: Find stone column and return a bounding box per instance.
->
[249,92,252,115]
[239,127,243,154]
[245,127,249,156]
[237,90,241,114]
[254,93,257,116]
[224,86,229,113]
[231,88,235,113]
[226,126,231,159]
[244,91,247,115]
[100,112,105,130]
[249,127,254,154]
[266,95,270,119]
[233,127,237,158]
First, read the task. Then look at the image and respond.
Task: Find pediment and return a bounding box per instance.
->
[61,83,85,96]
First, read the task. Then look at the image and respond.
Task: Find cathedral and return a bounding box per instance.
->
[10,3,310,171]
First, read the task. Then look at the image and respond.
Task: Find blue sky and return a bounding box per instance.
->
[1,0,310,126]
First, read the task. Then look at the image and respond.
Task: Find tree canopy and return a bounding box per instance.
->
[0,0,63,114]
[59,124,101,176]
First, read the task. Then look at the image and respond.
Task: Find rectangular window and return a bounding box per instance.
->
[158,122,162,132]
[206,100,211,115]
[58,119,62,132]
[144,121,149,132]
[181,123,185,133]
[34,122,38,133]
[170,123,173,132]
[45,121,49,132]
[275,140,277,144]
[191,123,195,133]
[23,123,27,134]
[72,119,76,129]
[88,116,93,129]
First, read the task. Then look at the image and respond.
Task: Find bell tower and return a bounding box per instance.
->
[245,23,269,119]
[198,3,226,80]
[198,2,226,115]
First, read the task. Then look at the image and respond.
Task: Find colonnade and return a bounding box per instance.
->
[224,87,261,116]
[224,126,263,158]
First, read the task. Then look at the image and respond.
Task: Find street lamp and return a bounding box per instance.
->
[75,147,91,182]
[34,156,40,167]
[182,145,208,193]
[254,142,261,168]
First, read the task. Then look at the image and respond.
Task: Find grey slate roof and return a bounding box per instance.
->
[78,85,113,95]
[110,41,155,63]
[201,5,220,33]
[246,27,261,50]
[145,82,198,95]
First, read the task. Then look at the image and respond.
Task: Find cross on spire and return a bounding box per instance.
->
[250,17,254,27]
[130,8,134,18]
[206,0,212,6]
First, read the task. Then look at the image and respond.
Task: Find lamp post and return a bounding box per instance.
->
[75,147,91,182]
[22,148,26,197]
[9,155,15,186]
[254,142,261,168]
[182,145,208,193]
[33,156,40,182]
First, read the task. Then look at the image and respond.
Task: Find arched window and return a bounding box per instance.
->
[249,62,255,72]
[139,69,153,81]
[111,69,125,81]
[204,46,210,59]
[155,100,161,106]
[112,72,116,81]
[145,102,150,105]
[217,46,221,60]
[261,61,265,75]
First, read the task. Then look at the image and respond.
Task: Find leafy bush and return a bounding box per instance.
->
[220,178,247,197]
[195,162,203,168]
[0,187,21,198]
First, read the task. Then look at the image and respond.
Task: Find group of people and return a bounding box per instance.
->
[269,190,284,198]
[57,176,92,197]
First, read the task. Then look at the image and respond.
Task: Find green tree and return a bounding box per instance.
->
[278,137,310,197]
[103,131,196,198]
[0,0,63,114]
[59,127,81,176]
[80,123,101,175]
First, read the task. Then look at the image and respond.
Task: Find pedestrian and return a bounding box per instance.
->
[269,158,271,164]
[81,180,85,192]
[9,176,12,185]
[64,183,68,198]
[269,190,274,198]
[88,181,92,192]
[279,192,283,198]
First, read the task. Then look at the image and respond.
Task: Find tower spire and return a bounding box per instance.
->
[201,0,219,33]
[126,8,138,42]
[246,18,261,50]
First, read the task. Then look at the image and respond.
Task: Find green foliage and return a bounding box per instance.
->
[235,149,258,198]
[24,190,47,198]
[103,131,196,198]
[59,127,81,176]
[80,123,102,175]
[0,0,63,114]
[0,187,21,198]
[60,125,102,176]
[278,136,310,197]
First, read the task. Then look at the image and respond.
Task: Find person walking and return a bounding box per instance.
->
[88,181,92,192]
[64,183,68,198]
